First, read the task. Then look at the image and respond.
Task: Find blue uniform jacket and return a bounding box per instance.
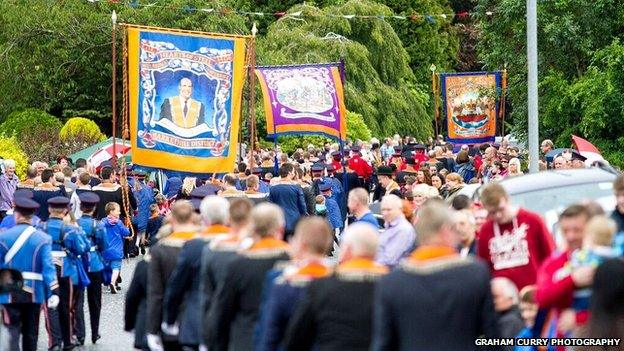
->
[76,215,106,272]
[269,184,308,232]
[0,212,41,232]
[131,180,154,232]
[325,177,346,221]
[0,224,59,304]
[323,196,343,231]
[38,218,89,284]
[255,269,309,351]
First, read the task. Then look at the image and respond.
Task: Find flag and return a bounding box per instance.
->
[255,63,347,140]
[127,25,247,173]
[441,71,502,143]
[572,135,604,164]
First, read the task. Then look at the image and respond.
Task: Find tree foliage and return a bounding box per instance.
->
[258,0,433,139]
[0,0,248,133]
[476,0,624,166]
[0,109,62,139]
[60,117,107,143]
[347,111,372,141]
[379,0,459,82]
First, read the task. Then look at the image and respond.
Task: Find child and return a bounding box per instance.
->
[314,195,327,217]
[145,203,164,248]
[155,194,170,217]
[560,215,619,333]
[102,202,130,293]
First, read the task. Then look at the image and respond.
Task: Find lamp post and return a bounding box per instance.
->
[111,10,118,168]
[527,0,539,173]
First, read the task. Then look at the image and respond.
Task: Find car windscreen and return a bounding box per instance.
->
[510,181,614,215]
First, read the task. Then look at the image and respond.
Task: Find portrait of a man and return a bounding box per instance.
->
[159,77,206,129]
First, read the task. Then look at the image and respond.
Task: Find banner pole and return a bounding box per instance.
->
[111,10,118,169]
[248,23,258,170]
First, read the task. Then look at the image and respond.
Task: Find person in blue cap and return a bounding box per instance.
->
[319,181,344,241]
[324,164,346,222]
[0,197,60,351]
[38,196,89,351]
[74,192,106,345]
[130,171,155,256]
[0,189,41,232]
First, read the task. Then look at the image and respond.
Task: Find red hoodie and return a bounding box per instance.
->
[535,250,588,347]
[478,208,555,290]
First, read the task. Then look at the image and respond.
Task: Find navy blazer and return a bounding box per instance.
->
[269,184,308,231]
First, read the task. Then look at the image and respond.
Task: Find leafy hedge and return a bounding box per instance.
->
[0,136,29,179]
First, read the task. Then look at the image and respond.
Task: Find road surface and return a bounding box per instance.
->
[38,257,139,350]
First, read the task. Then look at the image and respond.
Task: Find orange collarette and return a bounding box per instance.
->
[168,231,197,241]
[201,224,230,237]
[408,245,458,262]
[292,262,332,279]
[337,258,389,275]
[248,237,289,252]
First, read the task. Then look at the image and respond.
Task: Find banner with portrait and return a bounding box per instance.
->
[127,25,247,173]
[440,71,502,144]
[255,63,347,140]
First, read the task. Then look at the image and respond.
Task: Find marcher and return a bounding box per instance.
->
[209,203,290,351]
[146,200,198,351]
[0,197,59,351]
[32,169,65,221]
[284,223,387,350]
[255,217,333,351]
[162,196,231,350]
[39,196,89,351]
[372,202,498,351]
[75,192,106,344]
[102,202,131,294]
[200,198,252,348]
[268,164,308,240]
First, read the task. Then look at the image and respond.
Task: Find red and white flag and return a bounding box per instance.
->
[572,135,604,165]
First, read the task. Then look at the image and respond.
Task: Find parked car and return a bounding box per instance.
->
[473,167,618,247]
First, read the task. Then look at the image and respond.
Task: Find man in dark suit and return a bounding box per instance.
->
[372,202,498,351]
[162,196,232,349]
[283,223,388,351]
[268,164,307,241]
[208,203,290,351]
[145,201,197,351]
[159,77,207,129]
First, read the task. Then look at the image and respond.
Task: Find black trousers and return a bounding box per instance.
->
[72,286,85,342]
[86,271,103,341]
[46,268,73,348]
[3,303,40,351]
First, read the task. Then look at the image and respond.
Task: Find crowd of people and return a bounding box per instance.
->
[0,133,622,351]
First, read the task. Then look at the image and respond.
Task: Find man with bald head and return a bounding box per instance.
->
[377,194,416,267]
[348,188,379,229]
[284,223,388,351]
[372,202,498,351]
[159,77,207,129]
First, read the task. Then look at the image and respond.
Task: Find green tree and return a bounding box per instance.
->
[258,0,433,139]
[0,109,62,139]
[0,0,248,131]
[475,0,624,144]
[347,111,372,141]
[379,0,459,82]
